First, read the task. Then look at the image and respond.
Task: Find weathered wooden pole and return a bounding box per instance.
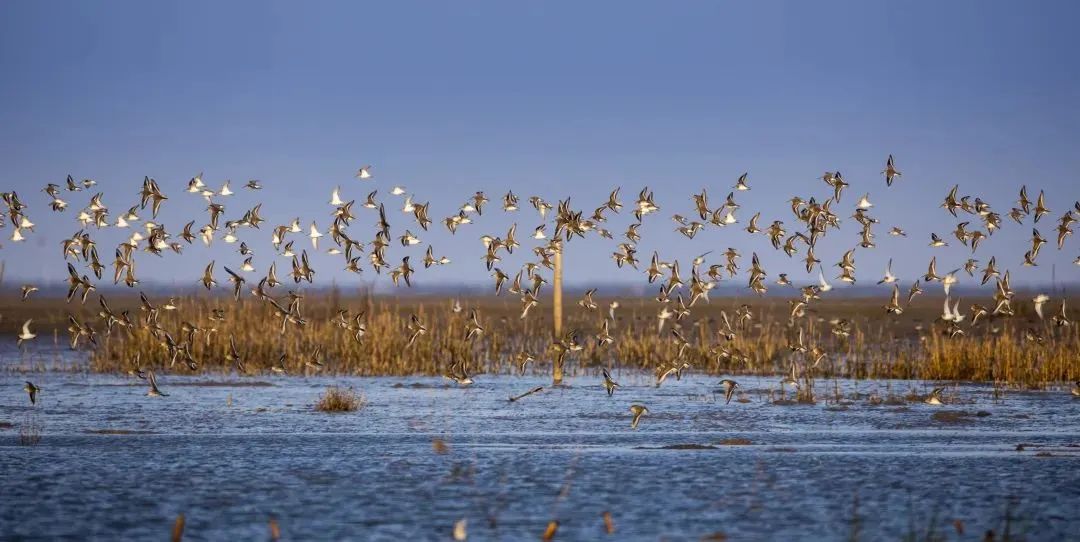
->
[552,238,564,385]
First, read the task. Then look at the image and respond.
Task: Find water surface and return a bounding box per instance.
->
[1,352,1078,540]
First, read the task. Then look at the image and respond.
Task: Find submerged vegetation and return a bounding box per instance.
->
[53,291,1078,388]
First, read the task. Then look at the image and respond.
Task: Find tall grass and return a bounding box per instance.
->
[13,291,1070,387]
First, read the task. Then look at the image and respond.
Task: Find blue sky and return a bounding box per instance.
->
[1,1,1078,291]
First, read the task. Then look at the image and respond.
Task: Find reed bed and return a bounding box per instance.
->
[8,291,1073,387]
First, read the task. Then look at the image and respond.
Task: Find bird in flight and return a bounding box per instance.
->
[24,381,41,405]
[629,404,649,429]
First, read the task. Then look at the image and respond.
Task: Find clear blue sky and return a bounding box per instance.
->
[1,1,1078,291]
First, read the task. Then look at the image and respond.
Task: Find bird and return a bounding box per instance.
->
[780,363,800,390]
[406,314,427,347]
[629,404,649,429]
[443,358,473,386]
[20,285,38,301]
[146,371,168,397]
[602,368,620,396]
[924,257,942,282]
[270,354,288,375]
[1052,299,1071,327]
[516,351,535,375]
[942,270,959,297]
[578,288,598,310]
[856,193,873,210]
[924,387,944,405]
[465,309,484,340]
[201,261,216,290]
[226,336,247,373]
[877,259,898,285]
[817,270,833,292]
[1034,190,1049,222]
[884,284,903,314]
[1033,294,1050,320]
[304,347,325,371]
[883,154,901,186]
[733,172,751,191]
[718,379,739,404]
[223,266,246,301]
[23,381,40,405]
[608,301,620,321]
[17,319,35,347]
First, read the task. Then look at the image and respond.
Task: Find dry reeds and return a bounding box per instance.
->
[12,291,1070,387]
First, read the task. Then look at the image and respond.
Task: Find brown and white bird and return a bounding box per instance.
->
[602,368,620,397]
[146,371,168,397]
[718,379,739,404]
[883,154,901,186]
[16,319,35,347]
[23,381,41,405]
[629,404,649,429]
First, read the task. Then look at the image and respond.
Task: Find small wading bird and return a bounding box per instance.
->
[24,381,40,405]
[20,284,38,301]
[780,363,800,391]
[629,404,649,429]
[602,368,620,397]
[444,358,473,386]
[718,379,739,404]
[925,387,944,405]
[883,154,901,186]
[17,319,35,347]
[146,371,168,397]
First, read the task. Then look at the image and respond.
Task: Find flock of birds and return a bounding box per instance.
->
[6,156,1080,426]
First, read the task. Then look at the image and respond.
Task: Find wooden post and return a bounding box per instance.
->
[552,238,564,385]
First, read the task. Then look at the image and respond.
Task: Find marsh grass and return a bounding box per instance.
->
[315,386,365,412]
[2,291,1071,387]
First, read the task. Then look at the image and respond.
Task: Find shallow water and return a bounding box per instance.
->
[1,351,1078,540]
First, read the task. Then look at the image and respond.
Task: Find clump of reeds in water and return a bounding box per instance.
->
[315,386,365,412]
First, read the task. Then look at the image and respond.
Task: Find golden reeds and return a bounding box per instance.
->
[8,291,1068,387]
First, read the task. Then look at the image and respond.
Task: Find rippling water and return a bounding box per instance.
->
[1,349,1078,540]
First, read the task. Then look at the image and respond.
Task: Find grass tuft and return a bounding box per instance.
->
[315,386,365,412]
